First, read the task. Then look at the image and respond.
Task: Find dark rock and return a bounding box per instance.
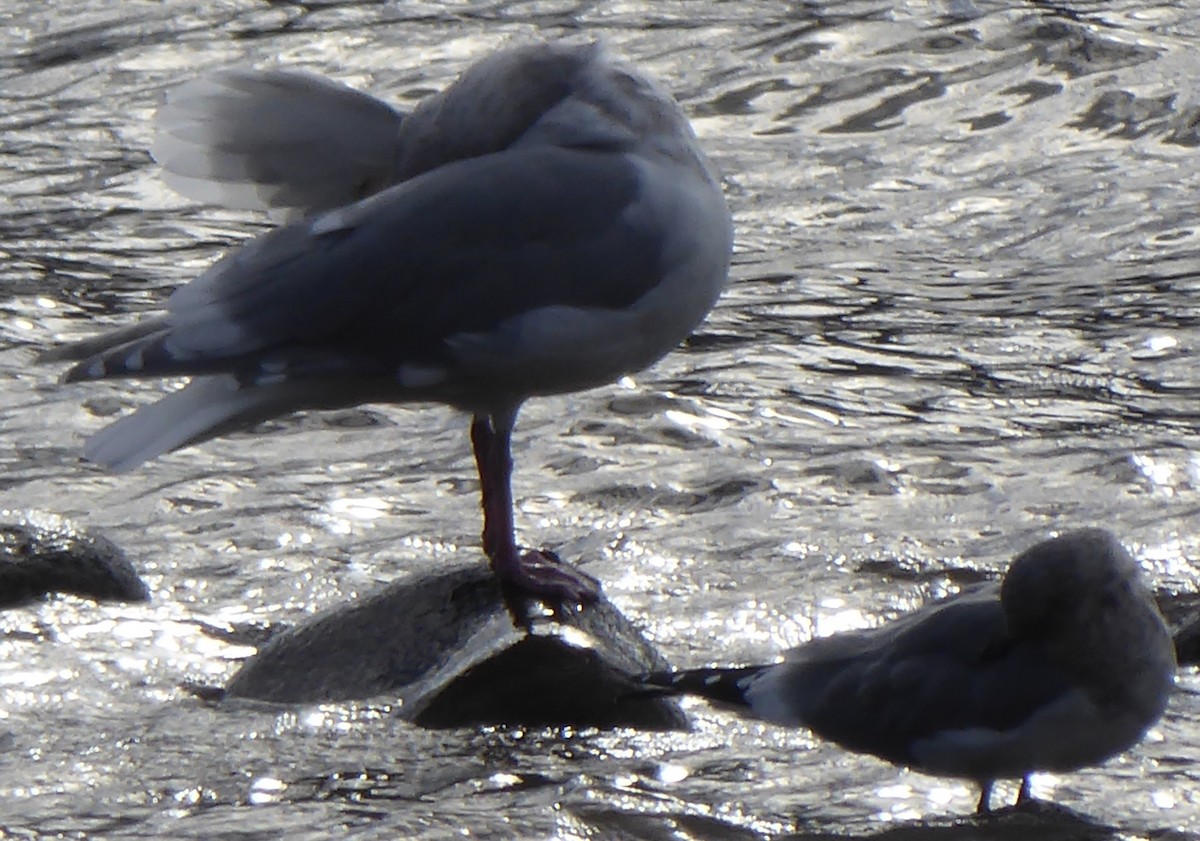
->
[0,511,149,608]
[1170,611,1200,667]
[1153,590,1200,666]
[221,562,687,730]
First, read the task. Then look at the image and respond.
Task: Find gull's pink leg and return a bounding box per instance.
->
[976,780,994,814]
[470,408,601,604]
[469,415,499,558]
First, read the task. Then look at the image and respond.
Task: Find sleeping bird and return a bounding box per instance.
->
[640,529,1176,813]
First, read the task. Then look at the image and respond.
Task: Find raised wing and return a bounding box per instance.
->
[152,68,406,219]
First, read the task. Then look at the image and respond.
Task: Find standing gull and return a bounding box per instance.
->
[641,529,1176,813]
[40,42,733,604]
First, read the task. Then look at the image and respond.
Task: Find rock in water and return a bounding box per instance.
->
[0,511,149,608]
[221,562,686,730]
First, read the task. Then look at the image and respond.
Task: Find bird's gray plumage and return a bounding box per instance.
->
[43,42,732,480]
[644,529,1176,812]
[63,149,663,380]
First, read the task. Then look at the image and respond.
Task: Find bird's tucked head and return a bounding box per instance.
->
[1001,528,1139,639]
[395,41,712,179]
[1000,528,1174,709]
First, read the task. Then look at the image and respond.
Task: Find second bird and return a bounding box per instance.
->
[641,529,1176,813]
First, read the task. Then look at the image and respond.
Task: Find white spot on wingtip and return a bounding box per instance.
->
[124,348,145,372]
[703,675,721,686]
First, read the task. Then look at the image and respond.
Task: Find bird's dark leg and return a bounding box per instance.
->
[976,780,994,815]
[469,415,499,558]
[470,407,601,605]
[1016,775,1032,805]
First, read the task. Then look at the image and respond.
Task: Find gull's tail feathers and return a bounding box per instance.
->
[639,666,765,710]
[152,68,406,220]
[84,376,308,472]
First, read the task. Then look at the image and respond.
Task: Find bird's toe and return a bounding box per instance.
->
[493,547,602,607]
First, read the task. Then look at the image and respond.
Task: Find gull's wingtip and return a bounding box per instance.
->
[633,670,682,690]
[615,670,676,701]
[38,339,102,367]
[57,358,104,385]
[38,344,106,384]
[37,344,72,364]
[639,666,763,709]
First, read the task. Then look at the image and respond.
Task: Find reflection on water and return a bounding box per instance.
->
[2,0,1200,838]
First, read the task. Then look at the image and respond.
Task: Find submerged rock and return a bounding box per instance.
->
[220,562,687,730]
[0,511,149,608]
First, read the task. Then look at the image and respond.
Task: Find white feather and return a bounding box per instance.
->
[84,377,264,471]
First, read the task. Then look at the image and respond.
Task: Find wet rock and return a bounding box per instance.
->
[1169,612,1200,667]
[220,562,687,730]
[0,511,149,608]
[1152,591,1200,667]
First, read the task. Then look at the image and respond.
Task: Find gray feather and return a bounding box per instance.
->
[81,375,371,471]
[152,68,406,219]
[81,148,663,378]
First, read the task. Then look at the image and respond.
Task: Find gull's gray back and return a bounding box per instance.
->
[160,148,663,375]
[745,585,1076,767]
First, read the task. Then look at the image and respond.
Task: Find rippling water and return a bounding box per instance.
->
[2,1,1200,838]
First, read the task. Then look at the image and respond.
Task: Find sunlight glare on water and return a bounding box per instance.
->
[1,1,1199,839]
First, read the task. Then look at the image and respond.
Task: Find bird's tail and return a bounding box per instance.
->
[637,666,766,709]
[82,375,315,472]
[151,68,406,220]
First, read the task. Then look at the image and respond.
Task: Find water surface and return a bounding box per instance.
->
[2,1,1199,838]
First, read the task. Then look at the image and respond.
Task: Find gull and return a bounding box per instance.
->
[640,529,1176,813]
[40,41,733,604]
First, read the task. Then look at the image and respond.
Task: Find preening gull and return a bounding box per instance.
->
[641,529,1176,813]
[41,42,733,604]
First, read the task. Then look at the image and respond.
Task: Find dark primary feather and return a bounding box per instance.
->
[57,145,664,386]
[39,318,170,366]
[641,666,764,708]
